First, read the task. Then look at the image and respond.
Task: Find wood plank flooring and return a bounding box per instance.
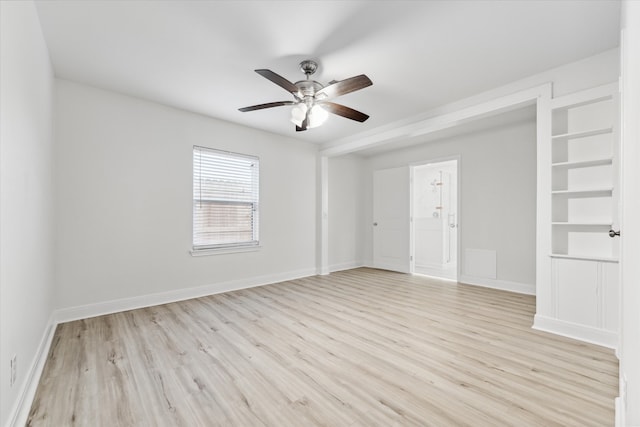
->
[28,268,618,426]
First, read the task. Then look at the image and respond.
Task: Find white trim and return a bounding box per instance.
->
[414,266,457,281]
[549,253,619,263]
[370,261,410,274]
[329,261,365,273]
[550,81,617,109]
[409,165,415,274]
[318,266,331,276]
[616,397,624,427]
[6,315,57,427]
[413,272,458,283]
[533,314,618,349]
[319,156,329,276]
[53,268,317,324]
[189,245,261,256]
[458,274,535,295]
[536,84,554,318]
[619,3,640,425]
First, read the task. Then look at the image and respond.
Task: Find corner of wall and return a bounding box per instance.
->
[1,2,57,425]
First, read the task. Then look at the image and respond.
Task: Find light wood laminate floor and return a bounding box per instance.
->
[28,268,618,426]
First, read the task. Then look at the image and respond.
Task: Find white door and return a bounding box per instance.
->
[373,167,410,273]
[411,160,458,280]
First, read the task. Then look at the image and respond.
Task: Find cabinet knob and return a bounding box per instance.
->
[373,222,378,227]
[609,229,620,238]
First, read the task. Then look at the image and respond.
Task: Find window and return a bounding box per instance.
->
[193,146,259,252]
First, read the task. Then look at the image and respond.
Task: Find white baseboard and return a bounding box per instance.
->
[615,397,624,427]
[533,314,618,349]
[318,267,331,276]
[366,261,410,274]
[54,268,317,324]
[329,261,364,273]
[361,266,533,295]
[414,265,457,281]
[6,314,57,427]
[458,274,535,295]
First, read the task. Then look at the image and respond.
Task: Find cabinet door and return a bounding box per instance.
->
[555,259,598,327]
[602,262,619,332]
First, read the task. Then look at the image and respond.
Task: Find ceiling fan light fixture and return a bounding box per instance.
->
[290,103,308,127]
[307,104,328,129]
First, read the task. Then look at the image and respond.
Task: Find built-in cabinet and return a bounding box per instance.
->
[536,82,620,348]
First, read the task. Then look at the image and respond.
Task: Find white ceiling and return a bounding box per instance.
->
[35,0,620,145]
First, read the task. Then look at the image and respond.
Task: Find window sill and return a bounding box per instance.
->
[190,245,261,257]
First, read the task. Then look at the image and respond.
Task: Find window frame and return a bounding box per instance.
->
[191,145,260,254]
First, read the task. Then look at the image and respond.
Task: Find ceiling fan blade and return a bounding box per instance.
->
[255,69,300,95]
[320,102,369,122]
[316,74,372,99]
[239,101,295,112]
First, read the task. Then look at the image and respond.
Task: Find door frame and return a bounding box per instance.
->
[409,155,461,280]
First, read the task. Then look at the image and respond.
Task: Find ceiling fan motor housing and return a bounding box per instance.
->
[295,80,324,99]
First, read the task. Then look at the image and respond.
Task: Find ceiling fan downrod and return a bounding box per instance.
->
[295,60,323,99]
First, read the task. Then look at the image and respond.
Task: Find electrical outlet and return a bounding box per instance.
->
[10,355,17,387]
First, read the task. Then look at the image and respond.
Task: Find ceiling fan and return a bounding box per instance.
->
[238,60,372,132]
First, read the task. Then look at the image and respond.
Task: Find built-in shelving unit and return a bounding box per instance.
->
[535,82,620,349]
[550,86,618,262]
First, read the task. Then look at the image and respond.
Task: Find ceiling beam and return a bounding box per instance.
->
[320,83,553,157]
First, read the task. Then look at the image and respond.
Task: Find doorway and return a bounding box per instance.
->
[411,159,458,280]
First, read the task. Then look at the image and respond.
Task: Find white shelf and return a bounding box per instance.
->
[551,127,613,141]
[550,83,616,109]
[551,188,613,197]
[549,253,619,263]
[551,158,613,169]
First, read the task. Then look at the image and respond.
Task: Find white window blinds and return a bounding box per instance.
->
[193,146,259,250]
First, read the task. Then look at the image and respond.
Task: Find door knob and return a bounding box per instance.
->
[609,229,620,238]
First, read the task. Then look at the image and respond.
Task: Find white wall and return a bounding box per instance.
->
[363,117,537,291]
[328,155,365,271]
[54,80,318,313]
[619,2,640,425]
[0,2,55,426]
